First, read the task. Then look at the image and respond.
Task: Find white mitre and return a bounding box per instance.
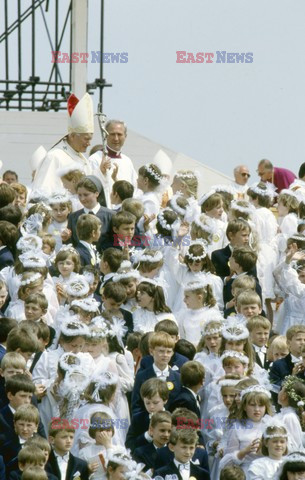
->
[30,145,47,171]
[153,149,172,176]
[67,92,94,134]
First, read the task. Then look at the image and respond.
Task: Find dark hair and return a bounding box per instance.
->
[140,377,169,401]
[175,339,196,360]
[76,176,106,207]
[5,373,35,396]
[137,281,171,314]
[3,170,18,182]
[88,411,114,438]
[180,361,205,388]
[247,182,272,208]
[299,163,305,179]
[102,282,127,303]
[6,327,39,353]
[126,331,142,352]
[279,452,305,480]
[184,243,215,274]
[156,209,179,238]
[102,248,124,272]
[138,164,162,189]
[105,321,124,355]
[139,332,153,356]
[76,214,101,241]
[232,246,257,272]
[220,465,246,480]
[0,183,15,208]
[171,407,200,428]
[155,319,179,336]
[0,317,18,343]
[112,211,136,229]
[226,219,251,239]
[112,180,134,201]
[0,205,23,226]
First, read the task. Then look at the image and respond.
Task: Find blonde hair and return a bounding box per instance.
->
[0,352,26,371]
[247,315,271,332]
[237,391,272,420]
[174,170,198,198]
[236,290,261,309]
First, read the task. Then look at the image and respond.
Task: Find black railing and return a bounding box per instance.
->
[0,0,111,111]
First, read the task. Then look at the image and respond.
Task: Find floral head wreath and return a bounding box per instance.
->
[249,181,277,198]
[220,350,249,365]
[60,318,90,337]
[107,450,134,469]
[19,251,46,268]
[175,170,200,180]
[185,239,207,261]
[192,215,215,235]
[282,375,305,408]
[279,189,300,200]
[157,209,181,238]
[48,191,71,205]
[66,275,90,297]
[23,213,44,234]
[144,164,162,183]
[276,452,305,479]
[17,235,43,253]
[20,272,42,286]
[112,268,140,283]
[230,200,255,215]
[91,371,119,402]
[27,189,49,205]
[132,249,163,265]
[201,323,223,337]
[71,297,100,313]
[198,189,217,206]
[139,277,160,288]
[262,418,288,439]
[58,352,83,373]
[222,320,249,341]
[183,279,208,292]
[240,384,271,400]
[213,184,235,195]
[169,194,187,216]
[89,318,109,338]
[289,234,305,242]
[125,461,152,480]
[58,244,78,255]
[218,378,241,388]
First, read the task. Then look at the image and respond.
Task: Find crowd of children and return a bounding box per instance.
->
[1,148,305,480]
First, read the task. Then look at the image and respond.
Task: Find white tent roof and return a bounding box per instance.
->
[0,111,232,194]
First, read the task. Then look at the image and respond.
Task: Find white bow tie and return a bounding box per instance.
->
[255,346,267,354]
[155,367,169,378]
[179,463,190,471]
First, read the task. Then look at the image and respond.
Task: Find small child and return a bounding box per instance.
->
[277,189,299,236]
[58,163,85,205]
[224,275,256,317]
[247,315,271,370]
[133,280,174,334]
[137,163,163,220]
[0,352,26,406]
[247,181,278,244]
[198,191,227,252]
[112,211,136,249]
[5,272,44,321]
[21,467,48,480]
[6,326,39,364]
[125,377,169,452]
[267,335,289,364]
[0,220,18,270]
[195,319,224,384]
[75,214,102,267]
[154,427,210,479]
[276,452,305,480]
[41,234,56,266]
[52,245,80,304]
[132,332,181,415]
[133,411,172,471]
[48,426,89,479]
[100,247,124,287]
[101,282,133,334]
[48,192,73,252]
[220,465,245,480]
[247,422,288,480]
[8,445,49,480]
[235,289,263,319]
[169,361,205,416]
[110,180,134,210]
[11,182,27,208]
[112,265,140,313]
[177,280,219,346]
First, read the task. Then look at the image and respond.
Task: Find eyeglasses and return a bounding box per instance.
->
[241,173,251,178]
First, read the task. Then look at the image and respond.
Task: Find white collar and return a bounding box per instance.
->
[9,404,16,414]
[153,363,169,377]
[253,345,267,353]
[291,354,301,363]
[54,451,70,462]
[84,203,100,214]
[174,459,190,470]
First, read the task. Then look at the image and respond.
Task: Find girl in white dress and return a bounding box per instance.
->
[137,164,163,230]
[247,422,288,480]
[247,182,278,244]
[275,376,304,452]
[198,191,228,253]
[172,240,224,312]
[176,280,221,346]
[52,245,81,305]
[220,385,273,474]
[133,279,175,333]
[48,192,73,252]
[194,319,224,386]
[277,190,299,236]
[112,267,140,313]
[79,411,125,478]
[276,452,305,480]
[6,271,45,321]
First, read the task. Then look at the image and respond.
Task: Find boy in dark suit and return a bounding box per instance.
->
[0,220,18,270]
[102,282,133,337]
[132,332,181,416]
[153,427,210,479]
[8,445,58,480]
[223,246,261,306]
[269,324,305,388]
[168,361,205,417]
[125,377,169,452]
[0,318,18,363]
[47,426,89,480]
[139,319,188,373]
[247,315,271,370]
[133,411,172,471]
[212,219,252,278]
[75,213,102,267]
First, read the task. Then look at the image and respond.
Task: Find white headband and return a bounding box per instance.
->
[113,269,140,283]
[240,385,271,400]
[218,379,240,388]
[60,319,90,337]
[175,170,200,180]
[213,184,235,195]
[71,297,100,313]
[91,372,119,402]
[17,235,43,253]
[186,239,207,261]
[169,194,187,216]
[220,350,249,364]
[183,279,208,291]
[230,200,255,215]
[66,275,90,297]
[20,272,42,286]
[222,320,249,341]
[48,191,71,204]
[19,252,46,268]
[192,216,215,235]
[144,164,162,183]
[198,189,217,206]
[249,181,277,198]
[132,250,163,264]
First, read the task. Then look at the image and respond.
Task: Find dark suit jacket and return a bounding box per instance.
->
[8,469,58,480]
[253,346,270,371]
[211,244,232,278]
[154,446,209,473]
[46,450,89,480]
[0,247,14,271]
[139,352,188,372]
[269,353,294,387]
[168,386,201,417]
[125,410,150,452]
[131,367,181,416]
[133,442,159,471]
[154,459,210,480]
[0,404,46,439]
[67,206,114,253]
[74,241,96,267]
[0,345,6,364]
